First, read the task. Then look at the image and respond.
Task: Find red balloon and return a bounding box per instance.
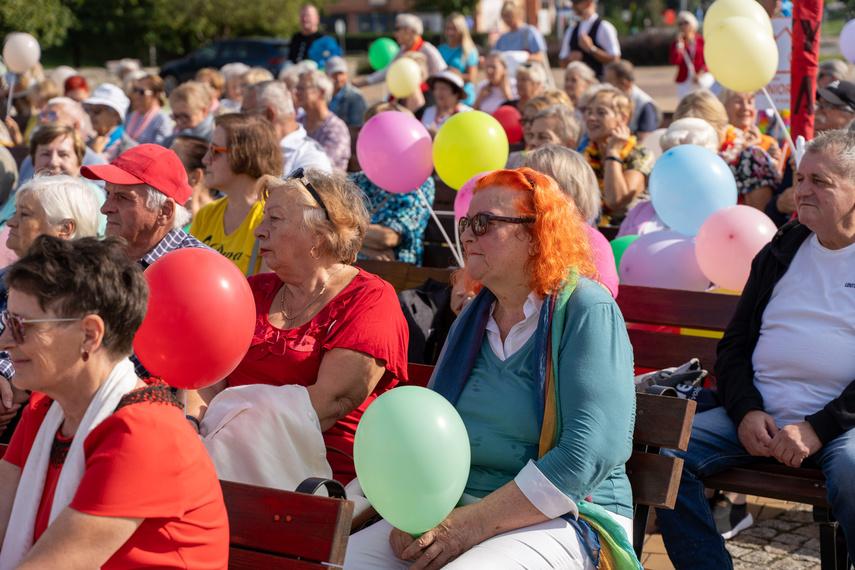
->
[491,106,524,144]
[133,248,256,390]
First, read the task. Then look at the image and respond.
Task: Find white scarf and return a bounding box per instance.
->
[0,359,139,569]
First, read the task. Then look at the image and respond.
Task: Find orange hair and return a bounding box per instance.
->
[458,167,597,297]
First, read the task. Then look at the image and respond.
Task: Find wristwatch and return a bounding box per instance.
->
[590,45,598,55]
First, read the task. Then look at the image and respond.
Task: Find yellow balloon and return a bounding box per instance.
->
[702,0,773,38]
[705,16,778,92]
[386,58,421,99]
[432,111,509,190]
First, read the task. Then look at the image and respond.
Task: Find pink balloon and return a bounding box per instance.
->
[695,205,777,291]
[619,231,710,291]
[454,171,492,221]
[356,112,433,194]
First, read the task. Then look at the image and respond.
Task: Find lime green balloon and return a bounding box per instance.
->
[354,387,470,535]
[611,234,640,276]
[368,38,399,71]
[702,0,773,38]
[433,111,509,190]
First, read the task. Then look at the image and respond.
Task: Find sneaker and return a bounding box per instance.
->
[713,495,754,539]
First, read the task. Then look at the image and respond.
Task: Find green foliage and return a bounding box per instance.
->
[410,0,478,17]
[0,0,76,48]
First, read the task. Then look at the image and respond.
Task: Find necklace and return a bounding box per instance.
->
[279,265,346,322]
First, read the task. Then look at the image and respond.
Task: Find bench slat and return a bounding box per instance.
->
[627,329,720,378]
[228,548,334,570]
[702,467,830,507]
[627,452,684,509]
[634,393,696,451]
[617,286,738,331]
[221,480,353,566]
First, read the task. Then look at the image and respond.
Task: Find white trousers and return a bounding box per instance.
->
[343,513,632,569]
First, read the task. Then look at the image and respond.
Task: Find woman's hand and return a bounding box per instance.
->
[4,117,23,146]
[606,124,631,154]
[742,125,764,148]
[90,135,110,154]
[390,507,487,570]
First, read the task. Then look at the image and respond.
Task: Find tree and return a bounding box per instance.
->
[0,0,76,49]
[410,0,478,17]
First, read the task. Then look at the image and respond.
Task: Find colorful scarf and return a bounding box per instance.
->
[584,136,638,183]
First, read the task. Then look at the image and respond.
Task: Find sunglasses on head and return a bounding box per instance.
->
[458,213,535,237]
[0,310,82,344]
[288,167,330,220]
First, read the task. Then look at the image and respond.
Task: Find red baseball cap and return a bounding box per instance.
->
[81,144,193,206]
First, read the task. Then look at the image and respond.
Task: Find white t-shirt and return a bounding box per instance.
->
[474,78,519,115]
[753,235,855,427]
[279,125,332,176]
[558,13,621,60]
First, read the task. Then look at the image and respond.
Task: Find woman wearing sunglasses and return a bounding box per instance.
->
[0,236,228,569]
[189,113,283,276]
[345,167,637,569]
[185,168,408,488]
[164,81,215,148]
[124,74,173,146]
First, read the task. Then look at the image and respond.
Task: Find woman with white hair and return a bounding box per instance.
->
[670,11,711,100]
[220,62,251,112]
[564,61,598,108]
[504,62,546,113]
[354,14,447,88]
[296,69,351,171]
[473,51,518,114]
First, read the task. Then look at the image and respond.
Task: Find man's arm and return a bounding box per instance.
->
[806,379,855,445]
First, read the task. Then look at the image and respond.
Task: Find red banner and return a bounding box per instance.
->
[790,0,824,140]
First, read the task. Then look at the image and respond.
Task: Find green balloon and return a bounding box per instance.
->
[611,234,640,277]
[368,38,399,71]
[354,387,471,534]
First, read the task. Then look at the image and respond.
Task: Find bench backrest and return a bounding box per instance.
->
[221,480,353,569]
[354,259,455,293]
[616,285,739,380]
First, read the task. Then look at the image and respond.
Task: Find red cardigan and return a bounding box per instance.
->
[670,36,707,83]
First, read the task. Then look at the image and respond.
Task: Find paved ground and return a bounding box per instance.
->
[641,496,824,570]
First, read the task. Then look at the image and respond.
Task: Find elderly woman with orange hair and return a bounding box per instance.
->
[344,167,637,570]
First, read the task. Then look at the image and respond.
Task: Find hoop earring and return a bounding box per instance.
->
[310,246,321,260]
[82,349,90,362]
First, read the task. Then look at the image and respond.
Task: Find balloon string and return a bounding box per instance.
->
[5,75,16,122]
[760,86,796,173]
[416,187,464,268]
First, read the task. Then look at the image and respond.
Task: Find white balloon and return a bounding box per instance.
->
[3,33,41,74]
[840,20,855,64]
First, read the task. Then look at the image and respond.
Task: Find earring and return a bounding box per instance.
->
[310,246,321,260]
[82,349,89,362]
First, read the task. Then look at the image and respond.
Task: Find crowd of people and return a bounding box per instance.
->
[0,0,851,567]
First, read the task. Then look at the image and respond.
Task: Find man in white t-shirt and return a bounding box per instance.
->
[656,129,855,569]
[558,0,620,79]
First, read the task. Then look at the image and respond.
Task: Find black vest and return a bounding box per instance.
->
[569,17,605,79]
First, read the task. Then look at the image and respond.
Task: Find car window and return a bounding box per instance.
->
[245,43,267,58]
[193,43,219,62]
[219,41,251,60]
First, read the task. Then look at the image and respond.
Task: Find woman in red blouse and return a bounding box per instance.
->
[670,12,711,101]
[0,236,228,569]
[186,168,409,485]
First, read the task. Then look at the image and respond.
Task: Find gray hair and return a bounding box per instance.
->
[677,11,699,32]
[804,129,855,182]
[16,175,100,239]
[819,60,849,83]
[144,185,192,229]
[660,118,720,152]
[565,61,599,86]
[250,80,295,117]
[278,61,315,86]
[522,146,601,222]
[396,13,423,36]
[46,96,87,129]
[532,104,581,147]
[299,69,334,104]
[517,62,547,86]
[221,62,252,82]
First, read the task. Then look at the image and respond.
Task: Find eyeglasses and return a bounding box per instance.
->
[171,112,192,122]
[678,21,691,26]
[458,213,535,237]
[84,105,106,115]
[288,167,329,220]
[39,110,58,122]
[208,144,228,160]
[132,87,154,96]
[0,310,82,344]
[816,99,855,114]
[295,84,318,92]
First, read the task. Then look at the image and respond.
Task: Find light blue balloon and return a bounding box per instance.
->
[648,145,737,236]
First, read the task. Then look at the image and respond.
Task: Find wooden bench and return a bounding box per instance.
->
[617,284,849,570]
[354,259,454,292]
[407,362,697,559]
[222,478,353,569]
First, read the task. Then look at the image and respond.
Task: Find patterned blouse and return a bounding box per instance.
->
[351,172,435,265]
[300,113,351,171]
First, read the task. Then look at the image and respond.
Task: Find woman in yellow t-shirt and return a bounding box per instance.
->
[190,114,284,276]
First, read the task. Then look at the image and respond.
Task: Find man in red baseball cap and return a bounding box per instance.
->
[81,144,211,376]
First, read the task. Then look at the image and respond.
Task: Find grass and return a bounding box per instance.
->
[822,18,848,37]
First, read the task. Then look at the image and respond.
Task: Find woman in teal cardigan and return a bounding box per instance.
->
[345,168,638,569]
